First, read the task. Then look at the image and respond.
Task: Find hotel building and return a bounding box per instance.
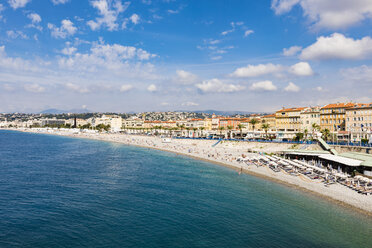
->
[320,103,355,132]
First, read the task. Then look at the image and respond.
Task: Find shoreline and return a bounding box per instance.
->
[6,128,372,217]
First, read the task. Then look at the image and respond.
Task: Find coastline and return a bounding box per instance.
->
[6,128,372,217]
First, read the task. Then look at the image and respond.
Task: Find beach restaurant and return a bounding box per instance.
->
[282,150,372,177]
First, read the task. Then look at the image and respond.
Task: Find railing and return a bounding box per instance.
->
[172,136,372,147]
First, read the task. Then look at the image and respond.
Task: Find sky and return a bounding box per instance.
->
[1,0,372,113]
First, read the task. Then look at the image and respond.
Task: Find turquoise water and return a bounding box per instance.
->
[0,130,371,248]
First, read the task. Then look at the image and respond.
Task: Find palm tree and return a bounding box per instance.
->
[321,128,331,141]
[192,128,198,138]
[312,123,320,139]
[303,129,308,141]
[219,126,225,138]
[227,125,233,139]
[249,118,258,138]
[237,124,245,139]
[261,123,269,139]
[199,127,205,137]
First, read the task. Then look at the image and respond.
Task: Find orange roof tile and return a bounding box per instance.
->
[321,102,356,109]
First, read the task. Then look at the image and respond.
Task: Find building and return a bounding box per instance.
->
[261,114,276,132]
[41,118,66,127]
[92,115,122,132]
[345,103,372,142]
[300,107,320,133]
[123,117,144,129]
[320,103,355,132]
[275,107,305,140]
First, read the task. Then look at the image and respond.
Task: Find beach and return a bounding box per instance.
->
[15,128,372,216]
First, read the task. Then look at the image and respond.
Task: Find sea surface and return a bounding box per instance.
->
[0,130,371,248]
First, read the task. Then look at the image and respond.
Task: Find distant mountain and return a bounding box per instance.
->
[40,108,92,114]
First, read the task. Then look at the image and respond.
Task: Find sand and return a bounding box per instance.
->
[13,128,372,216]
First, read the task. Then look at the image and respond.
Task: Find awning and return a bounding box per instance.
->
[318,154,362,167]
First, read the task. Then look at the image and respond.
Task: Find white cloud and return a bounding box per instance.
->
[7,30,28,39]
[57,41,158,81]
[284,82,300,92]
[147,84,157,92]
[129,13,140,24]
[27,13,41,23]
[120,84,133,92]
[210,56,222,61]
[65,83,90,93]
[8,0,31,9]
[182,102,199,106]
[315,86,323,91]
[51,0,69,4]
[271,0,372,30]
[289,62,314,76]
[48,19,77,39]
[196,78,244,93]
[282,45,302,56]
[168,9,179,14]
[0,46,41,72]
[341,65,372,83]
[24,84,45,93]
[174,70,198,85]
[244,30,254,37]
[250,80,277,91]
[231,63,282,78]
[61,46,77,55]
[87,0,130,31]
[300,33,372,60]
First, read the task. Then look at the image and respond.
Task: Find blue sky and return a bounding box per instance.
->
[1,0,372,113]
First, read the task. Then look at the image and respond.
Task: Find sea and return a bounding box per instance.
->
[0,130,371,248]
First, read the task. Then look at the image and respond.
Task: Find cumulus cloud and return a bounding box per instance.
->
[48,19,77,39]
[196,78,244,93]
[129,13,140,24]
[284,82,300,92]
[282,46,302,56]
[182,102,199,106]
[7,30,28,39]
[120,84,133,92]
[174,70,199,85]
[61,46,77,55]
[147,84,157,92]
[24,84,45,93]
[289,62,314,76]
[300,33,372,60]
[231,63,282,78]
[271,0,372,29]
[87,0,130,31]
[51,0,69,4]
[250,80,277,91]
[8,0,31,9]
[27,13,41,23]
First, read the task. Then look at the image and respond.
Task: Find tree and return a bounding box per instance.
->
[249,118,258,138]
[219,126,225,137]
[303,129,308,141]
[312,123,320,139]
[321,128,331,141]
[261,123,270,139]
[227,125,233,139]
[199,127,205,137]
[237,124,245,139]
[293,132,304,141]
